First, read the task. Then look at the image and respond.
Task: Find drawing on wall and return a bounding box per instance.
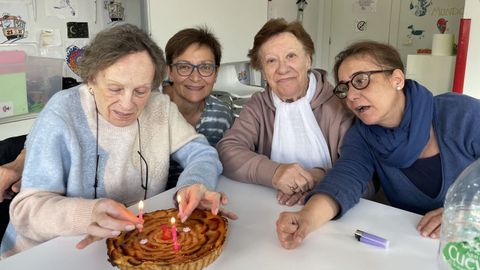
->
[409,0,432,16]
[46,0,78,19]
[437,18,448,33]
[0,14,26,43]
[0,2,29,44]
[104,0,125,22]
[65,45,84,76]
[407,24,425,39]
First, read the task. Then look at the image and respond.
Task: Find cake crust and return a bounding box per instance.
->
[107,208,228,270]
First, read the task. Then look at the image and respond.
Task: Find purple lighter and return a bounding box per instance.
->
[354,229,389,249]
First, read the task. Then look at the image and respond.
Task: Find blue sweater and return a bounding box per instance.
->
[1,85,222,257]
[310,92,480,216]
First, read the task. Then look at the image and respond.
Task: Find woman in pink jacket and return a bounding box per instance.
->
[217,18,357,206]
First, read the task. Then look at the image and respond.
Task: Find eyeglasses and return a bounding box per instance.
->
[333,69,395,99]
[93,111,149,200]
[171,62,216,77]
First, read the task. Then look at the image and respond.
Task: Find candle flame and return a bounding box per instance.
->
[139,200,144,211]
[170,217,176,224]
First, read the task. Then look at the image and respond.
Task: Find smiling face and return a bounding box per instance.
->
[259,32,311,101]
[168,43,218,105]
[89,51,154,127]
[337,55,406,128]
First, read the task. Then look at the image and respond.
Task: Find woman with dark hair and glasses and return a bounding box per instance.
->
[276,40,480,249]
[162,27,234,189]
[1,24,235,258]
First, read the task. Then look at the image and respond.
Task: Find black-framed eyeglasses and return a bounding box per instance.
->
[333,69,395,99]
[171,62,216,77]
[93,112,149,200]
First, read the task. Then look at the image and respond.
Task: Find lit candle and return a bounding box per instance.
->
[170,217,180,251]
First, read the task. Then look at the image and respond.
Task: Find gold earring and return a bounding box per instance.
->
[88,87,94,95]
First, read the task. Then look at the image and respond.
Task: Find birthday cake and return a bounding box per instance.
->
[106,208,228,270]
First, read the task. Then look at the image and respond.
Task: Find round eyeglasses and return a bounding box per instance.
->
[333,69,395,99]
[171,62,216,77]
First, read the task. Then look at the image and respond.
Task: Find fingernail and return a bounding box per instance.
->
[125,225,135,231]
[111,230,121,236]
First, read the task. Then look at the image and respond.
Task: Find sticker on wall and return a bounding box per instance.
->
[355,20,368,32]
[407,24,425,39]
[65,45,84,76]
[0,102,14,118]
[409,0,432,17]
[353,0,377,13]
[437,18,448,34]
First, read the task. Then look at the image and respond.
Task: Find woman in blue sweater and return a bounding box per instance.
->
[276,41,480,249]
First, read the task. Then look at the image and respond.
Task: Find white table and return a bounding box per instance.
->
[0,176,439,270]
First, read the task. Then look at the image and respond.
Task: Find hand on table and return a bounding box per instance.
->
[76,199,142,249]
[276,211,313,249]
[417,207,443,239]
[272,164,315,195]
[277,190,306,206]
[176,183,238,223]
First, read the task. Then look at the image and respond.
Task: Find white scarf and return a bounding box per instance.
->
[270,73,332,169]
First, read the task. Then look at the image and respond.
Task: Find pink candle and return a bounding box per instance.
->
[138,201,144,222]
[170,217,180,251]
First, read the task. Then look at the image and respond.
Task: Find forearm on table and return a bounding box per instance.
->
[174,138,222,191]
[301,193,339,232]
[10,189,98,242]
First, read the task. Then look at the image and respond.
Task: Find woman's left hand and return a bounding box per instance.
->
[277,190,306,206]
[176,183,238,222]
[417,207,443,238]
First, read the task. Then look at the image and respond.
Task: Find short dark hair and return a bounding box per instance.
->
[165,27,222,66]
[78,24,166,90]
[333,41,404,83]
[248,18,314,70]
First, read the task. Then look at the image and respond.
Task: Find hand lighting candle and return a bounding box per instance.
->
[170,217,180,251]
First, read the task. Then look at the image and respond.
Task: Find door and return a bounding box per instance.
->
[327,0,393,74]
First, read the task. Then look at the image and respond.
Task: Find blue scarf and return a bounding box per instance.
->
[355,79,433,168]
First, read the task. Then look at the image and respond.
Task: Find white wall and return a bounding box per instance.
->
[463,0,480,98]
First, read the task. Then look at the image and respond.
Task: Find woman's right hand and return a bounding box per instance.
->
[272,164,315,195]
[76,199,142,249]
[276,210,313,249]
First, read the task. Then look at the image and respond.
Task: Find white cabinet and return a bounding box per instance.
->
[406,54,456,95]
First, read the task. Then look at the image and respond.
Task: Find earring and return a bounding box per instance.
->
[88,87,94,95]
[396,86,402,90]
